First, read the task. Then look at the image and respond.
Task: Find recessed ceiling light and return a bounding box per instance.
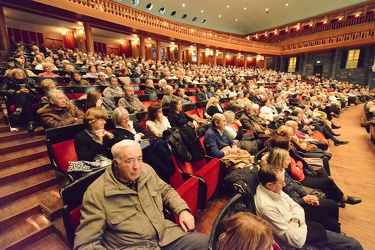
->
[235,19,238,21]
[218,14,221,17]
[244,7,247,10]
[131,0,139,6]
[227,5,230,8]
[285,3,289,6]
[182,3,185,7]
[201,10,204,13]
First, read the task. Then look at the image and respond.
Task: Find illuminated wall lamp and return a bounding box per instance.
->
[61,30,67,35]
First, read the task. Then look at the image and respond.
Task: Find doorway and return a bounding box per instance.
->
[313,65,323,78]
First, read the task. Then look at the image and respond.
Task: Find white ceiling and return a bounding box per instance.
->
[116,0,372,34]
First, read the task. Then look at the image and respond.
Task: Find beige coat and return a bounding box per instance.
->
[74,164,189,250]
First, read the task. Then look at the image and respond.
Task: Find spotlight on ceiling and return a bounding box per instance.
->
[171,11,176,16]
[202,19,207,24]
[146,3,153,10]
[192,17,197,22]
[182,14,187,19]
[131,0,139,6]
[159,7,165,14]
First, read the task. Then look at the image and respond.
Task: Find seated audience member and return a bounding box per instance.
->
[176,88,192,103]
[83,65,98,78]
[219,212,275,250]
[118,85,147,114]
[228,92,243,111]
[144,78,161,95]
[205,97,222,118]
[103,76,124,98]
[240,103,272,136]
[74,140,208,249]
[85,91,116,117]
[146,102,171,138]
[37,62,60,77]
[158,79,168,94]
[35,58,58,71]
[112,107,150,142]
[65,64,76,77]
[162,85,188,107]
[255,165,363,249]
[223,110,243,141]
[268,134,362,206]
[74,107,117,161]
[216,84,227,99]
[261,147,341,233]
[37,89,84,128]
[168,99,198,129]
[196,85,209,102]
[94,72,108,86]
[204,113,240,159]
[39,79,69,104]
[0,68,38,132]
[69,72,91,86]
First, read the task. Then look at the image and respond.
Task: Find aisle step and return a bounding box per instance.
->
[0,135,46,154]
[0,156,51,185]
[0,213,54,250]
[0,170,57,205]
[0,145,48,169]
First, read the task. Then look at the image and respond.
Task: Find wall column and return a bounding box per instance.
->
[139,35,146,60]
[213,49,217,66]
[244,53,248,68]
[0,4,10,52]
[178,43,182,62]
[156,39,161,62]
[222,50,226,67]
[0,4,10,64]
[84,23,94,53]
[197,45,201,64]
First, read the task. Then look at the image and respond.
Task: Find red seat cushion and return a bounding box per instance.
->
[51,139,78,172]
[70,205,82,232]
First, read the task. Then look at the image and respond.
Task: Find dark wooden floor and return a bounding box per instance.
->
[195,104,375,249]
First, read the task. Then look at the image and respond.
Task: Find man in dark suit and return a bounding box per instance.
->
[196,85,209,102]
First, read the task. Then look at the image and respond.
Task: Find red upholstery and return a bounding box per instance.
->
[139,121,147,130]
[9,103,39,113]
[69,205,82,232]
[184,109,198,117]
[221,102,229,108]
[189,96,198,103]
[173,155,221,203]
[134,90,144,95]
[142,100,161,108]
[199,136,207,154]
[51,139,78,172]
[176,177,199,217]
[197,108,205,119]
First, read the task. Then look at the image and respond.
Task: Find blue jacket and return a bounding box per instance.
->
[204,127,235,158]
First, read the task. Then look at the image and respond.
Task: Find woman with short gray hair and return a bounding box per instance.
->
[112,107,150,142]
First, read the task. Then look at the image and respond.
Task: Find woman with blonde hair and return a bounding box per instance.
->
[219,212,274,250]
[205,96,222,118]
[0,68,38,132]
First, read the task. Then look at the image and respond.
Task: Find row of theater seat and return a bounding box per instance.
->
[49,120,223,248]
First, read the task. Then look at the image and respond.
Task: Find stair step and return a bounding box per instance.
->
[0,145,48,169]
[0,205,41,231]
[0,123,9,132]
[0,156,51,185]
[0,127,44,143]
[52,216,69,247]
[23,232,69,250]
[0,186,62,229]
[0,135,46,154]
[0,170,57,205]
[0,213,55,250]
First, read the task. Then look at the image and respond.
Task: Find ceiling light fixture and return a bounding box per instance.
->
[159,7,165,14]
[227,5,229,8]
[182,14,187,19]
[202,19,207,24]
[201,10,204,13]
[131,0,139,6]
[218,15,221,17]
[171,11,176,16]
[146,3,153,10]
